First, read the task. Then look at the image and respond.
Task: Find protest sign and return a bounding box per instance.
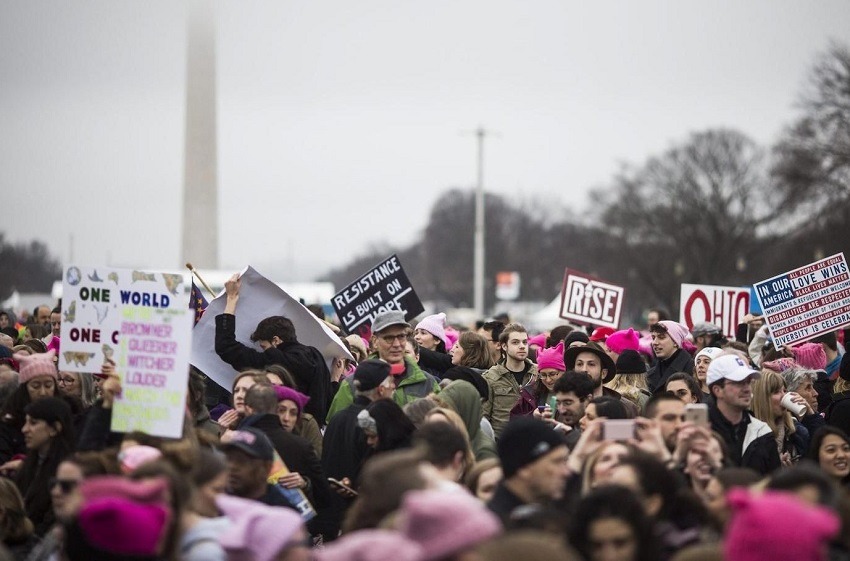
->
[331,254,424,336]
[59,266,192,438]
[753,253,850,347]
[679,284,750,339]
[559,268,624,329]
[190,267,353,393]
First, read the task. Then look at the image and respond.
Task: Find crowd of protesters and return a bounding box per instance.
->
[0,275,848,561]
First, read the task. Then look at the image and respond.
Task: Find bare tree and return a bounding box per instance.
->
[771,41,850,245]
[596,129,775,311]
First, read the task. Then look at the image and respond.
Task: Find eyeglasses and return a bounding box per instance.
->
[49,478,79,494]
[538,372,562,380]
[379,333,409,344]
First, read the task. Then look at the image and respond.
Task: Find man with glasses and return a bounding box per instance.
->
[707,354,780,474]
[325,310,439,422]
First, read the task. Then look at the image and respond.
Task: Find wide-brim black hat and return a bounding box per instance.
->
[563,341,617,384]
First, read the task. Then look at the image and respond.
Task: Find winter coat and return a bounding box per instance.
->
[709,403,781,475]
[437,380,498,461]
[482,360,538,439]
[325,356,439,422]
[647,349,694,393]
[215,313,332,425]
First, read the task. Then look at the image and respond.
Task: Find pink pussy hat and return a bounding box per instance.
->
[605,328,640,354]
[536,341,566,371]
[398,489,502,561]
[725,489,839,561]
[14,349,57,384]
[415,313,448,346]
[216,494,304,561]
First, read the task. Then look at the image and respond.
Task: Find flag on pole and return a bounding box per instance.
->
[189,280,208,326]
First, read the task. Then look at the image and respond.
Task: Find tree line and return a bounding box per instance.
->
[323,42,850,324]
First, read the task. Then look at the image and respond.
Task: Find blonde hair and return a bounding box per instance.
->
[835,377,850,394]
[604,374,648,404]
[751,370,795,436]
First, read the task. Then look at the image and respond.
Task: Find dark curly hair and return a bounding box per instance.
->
[250,316,297,344]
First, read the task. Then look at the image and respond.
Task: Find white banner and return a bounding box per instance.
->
[59,266,192,438]
[190,267,353,392]
[679,284,750,339]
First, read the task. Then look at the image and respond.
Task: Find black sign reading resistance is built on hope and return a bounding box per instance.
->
[331,254,424,336]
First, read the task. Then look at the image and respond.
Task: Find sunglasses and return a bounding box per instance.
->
[49,478,79,494]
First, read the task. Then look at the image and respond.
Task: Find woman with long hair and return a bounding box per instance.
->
[0,351,60,465]
[511,342,565,418]
[15,396,75,536]
[751,369,807,465]
[568,485,659,561]
[449,331,494,371]
[806,426,850,488]
[357,399,416,455]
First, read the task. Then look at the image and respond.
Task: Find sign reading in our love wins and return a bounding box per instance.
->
[679,284,750,339]
[559,268,624,329]
[331,254,424,336]
[753,253,850,347]
[59,266,192,438]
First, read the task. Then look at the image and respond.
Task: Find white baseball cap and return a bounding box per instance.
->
[706,354,760,386]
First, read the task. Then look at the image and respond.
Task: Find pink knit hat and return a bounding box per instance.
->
[118,445,163,475]
[273,385,310,416]
[537,342,566,372]
[14,349,57,384]
[655,321,690,349]
[78,497,171,556]
[762,357,797,373]
[398,489,502,561]
[725,489,839,561]
[444,327,459,351]
[216,494,304,561]
[792,343,827,371]
[528,334,547,348]
[415,313,448,346]
[314,529,423,561]
[605,328,640,354]
[81,475,169,505]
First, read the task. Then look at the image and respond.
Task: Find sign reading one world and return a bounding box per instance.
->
[59,266,192,438]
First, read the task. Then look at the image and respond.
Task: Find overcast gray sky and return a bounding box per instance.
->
[2,1,849,284]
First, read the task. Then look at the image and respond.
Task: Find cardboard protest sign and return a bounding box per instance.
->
[559,268,624,329]
[190,267,353,393]
[679,284,750,339]
[753,253,850,347]
[59,266,192,438]
[331,254,424,336]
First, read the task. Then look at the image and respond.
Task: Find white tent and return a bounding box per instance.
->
[528,294,574,332]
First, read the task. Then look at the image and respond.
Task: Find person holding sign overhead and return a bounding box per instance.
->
[215,274,332,425]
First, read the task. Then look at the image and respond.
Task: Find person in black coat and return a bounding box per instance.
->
[318,359,395,541]
[240,384,329,510]
[646,321,695,393]
[214,273,332,425]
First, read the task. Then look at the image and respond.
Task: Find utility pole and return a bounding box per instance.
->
[473,126,487,319]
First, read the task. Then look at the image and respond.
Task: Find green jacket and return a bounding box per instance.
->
[482,360,537,439]
[326,356,440,422]
[438,380,497,461]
